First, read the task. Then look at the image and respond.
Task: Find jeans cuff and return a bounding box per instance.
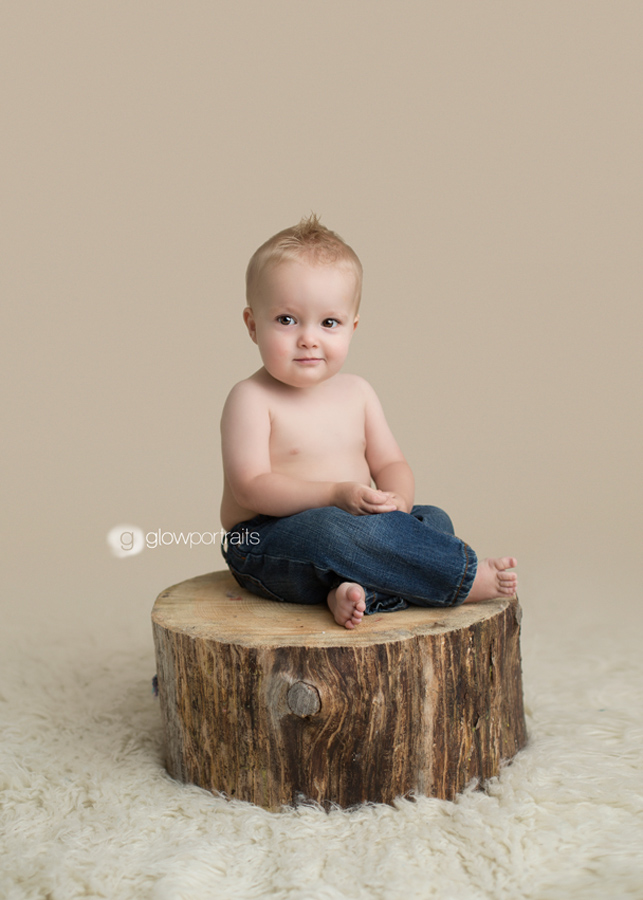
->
[450,543,477,606]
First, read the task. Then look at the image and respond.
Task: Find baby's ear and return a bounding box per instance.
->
[243,307,258,343]
[352,314,360,332]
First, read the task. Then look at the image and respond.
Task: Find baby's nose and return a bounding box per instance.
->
[298,328,318,347]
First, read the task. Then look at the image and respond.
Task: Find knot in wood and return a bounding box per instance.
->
[287,681,321,718]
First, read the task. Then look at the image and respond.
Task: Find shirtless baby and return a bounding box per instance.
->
[220,215,517,629]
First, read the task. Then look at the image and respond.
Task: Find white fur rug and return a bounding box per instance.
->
[2,610,642,899]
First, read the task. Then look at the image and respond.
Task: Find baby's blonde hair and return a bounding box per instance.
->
[246,213,363,308]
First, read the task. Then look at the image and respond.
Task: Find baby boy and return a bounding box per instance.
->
[220,215,517,629]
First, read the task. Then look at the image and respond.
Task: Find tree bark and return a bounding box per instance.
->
[152,570,527,808]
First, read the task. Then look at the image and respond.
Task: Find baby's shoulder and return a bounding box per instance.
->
[334,372,373,393]
[222,372,272,418]
[334,373,380,402]
[226,368,275,398]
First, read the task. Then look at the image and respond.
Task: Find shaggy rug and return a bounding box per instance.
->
[1,602,642,899]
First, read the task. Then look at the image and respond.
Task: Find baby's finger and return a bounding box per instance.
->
[365,489,391,505]
[364,501,397,514]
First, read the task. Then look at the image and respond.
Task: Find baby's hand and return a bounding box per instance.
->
[380,492,412,514]
[333,483,398,516]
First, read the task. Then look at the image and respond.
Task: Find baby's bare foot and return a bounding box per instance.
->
[327,582,366,629]
[464,557,518,604]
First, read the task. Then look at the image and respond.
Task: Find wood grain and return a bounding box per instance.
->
[152,570,527,808]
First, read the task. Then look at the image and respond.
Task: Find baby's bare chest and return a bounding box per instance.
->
[269,394,367,468]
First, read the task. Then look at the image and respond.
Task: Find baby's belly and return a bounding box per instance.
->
[273,453,372,486]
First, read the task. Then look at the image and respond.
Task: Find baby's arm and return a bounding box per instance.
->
[221,381,397,518]
[363,380,415,513]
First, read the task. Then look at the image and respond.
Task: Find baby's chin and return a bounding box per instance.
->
[264,361,343,389]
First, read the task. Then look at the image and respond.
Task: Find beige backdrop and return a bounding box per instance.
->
[3,2,641,648]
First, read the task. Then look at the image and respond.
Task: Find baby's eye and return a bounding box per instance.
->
[276,315,296,326]
[322,318,339,328]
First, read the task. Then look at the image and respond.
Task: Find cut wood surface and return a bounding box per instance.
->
[152,570,527,808]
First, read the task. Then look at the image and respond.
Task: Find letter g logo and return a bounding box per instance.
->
[107,524,145,558]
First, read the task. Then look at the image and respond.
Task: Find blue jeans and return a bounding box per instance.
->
[221,505,477,614]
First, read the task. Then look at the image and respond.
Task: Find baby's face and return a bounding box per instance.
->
[244,259,360,389]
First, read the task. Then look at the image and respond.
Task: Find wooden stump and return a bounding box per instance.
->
[152,570,527,809]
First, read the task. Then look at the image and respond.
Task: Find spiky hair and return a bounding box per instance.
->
[245,213,363,307]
